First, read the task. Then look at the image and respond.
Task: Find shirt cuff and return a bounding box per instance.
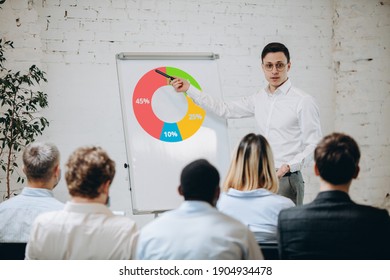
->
[288,162,301,173]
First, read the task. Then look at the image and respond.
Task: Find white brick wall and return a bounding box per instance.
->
[1,0,389,226]
[333,0,390,210]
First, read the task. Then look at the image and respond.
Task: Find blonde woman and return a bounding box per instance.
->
[217,133,295,243]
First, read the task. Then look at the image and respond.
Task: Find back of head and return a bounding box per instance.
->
[23,142,60,183]
[223,133,278,192]
[315,132,360,185]
[261,42,290,63]
[180,159,220,203]
[65,146,115,199]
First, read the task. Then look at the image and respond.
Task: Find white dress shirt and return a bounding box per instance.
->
[186,79,322,171]
[135,201,263,260]
[217,189,295,243]
[0,187,64,242]
[25,201,137,259]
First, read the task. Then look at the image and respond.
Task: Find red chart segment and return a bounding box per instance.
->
[133,67,167,139]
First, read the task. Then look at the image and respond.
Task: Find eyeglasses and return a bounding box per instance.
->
[263,62,287,72]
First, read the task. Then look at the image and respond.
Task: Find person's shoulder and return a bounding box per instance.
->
[353,202,390,217]
[213,209,250,230]
[271,192,296,206]
[290,89,320,112]
[216,191,231,207]
[33,209,63,225]
[279,204,301,213]
[290,87,315,101]
[287,85,315,100]
[107,213,137,229]
[278,203,309,219]
[249,87,267,100]
[0,198,13,209]
[139,210,175,233]
[0,194,24,207]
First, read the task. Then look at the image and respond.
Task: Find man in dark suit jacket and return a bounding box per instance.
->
[277,132,390,260]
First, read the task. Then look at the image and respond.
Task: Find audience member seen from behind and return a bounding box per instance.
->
[0,142,63,242]
[278,132,390,259]
[25,146,137,259]
[217,133,295,243]
[136,159,263,260]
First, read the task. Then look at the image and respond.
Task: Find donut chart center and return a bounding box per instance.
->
[151,85,188,123]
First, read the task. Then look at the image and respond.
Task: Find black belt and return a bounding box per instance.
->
[283,171,299,177]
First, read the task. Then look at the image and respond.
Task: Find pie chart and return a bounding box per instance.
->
[132,66,206,142]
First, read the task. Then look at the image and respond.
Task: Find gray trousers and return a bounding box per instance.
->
[277,171,304,205]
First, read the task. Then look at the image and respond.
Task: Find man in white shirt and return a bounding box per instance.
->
[0,142,63,242]
[25,146,137,259]
[171,42,322,205]
[135,159,263,260]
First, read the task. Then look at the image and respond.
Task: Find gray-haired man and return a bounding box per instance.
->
[0,142,64,242]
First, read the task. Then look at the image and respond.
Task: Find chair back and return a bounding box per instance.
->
[0,242,27,260]
[259,242,279,260]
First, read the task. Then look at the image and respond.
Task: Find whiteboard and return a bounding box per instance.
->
[116,53,230,214]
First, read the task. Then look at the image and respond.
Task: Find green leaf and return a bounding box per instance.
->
[0,38,49,194]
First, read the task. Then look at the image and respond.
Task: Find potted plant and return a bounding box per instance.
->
[0,38,50,200]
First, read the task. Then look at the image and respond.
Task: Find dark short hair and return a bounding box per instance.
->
[65,146,115,199]
[314,133,360,185]
[261,42,290,63]
[180,159,220,203]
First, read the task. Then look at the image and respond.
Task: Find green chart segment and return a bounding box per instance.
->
[132,67,205,142]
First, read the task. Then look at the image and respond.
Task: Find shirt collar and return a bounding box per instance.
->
[178,200,215,214]
[226,188,274,197]
[21,187,55,197]
[265,78,292,96]
[64,201,113,215]
[315,190,352,202]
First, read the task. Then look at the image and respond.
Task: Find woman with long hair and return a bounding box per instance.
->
[218,133,295,243]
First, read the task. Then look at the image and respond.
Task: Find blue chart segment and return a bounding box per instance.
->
[160,123,182,142]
